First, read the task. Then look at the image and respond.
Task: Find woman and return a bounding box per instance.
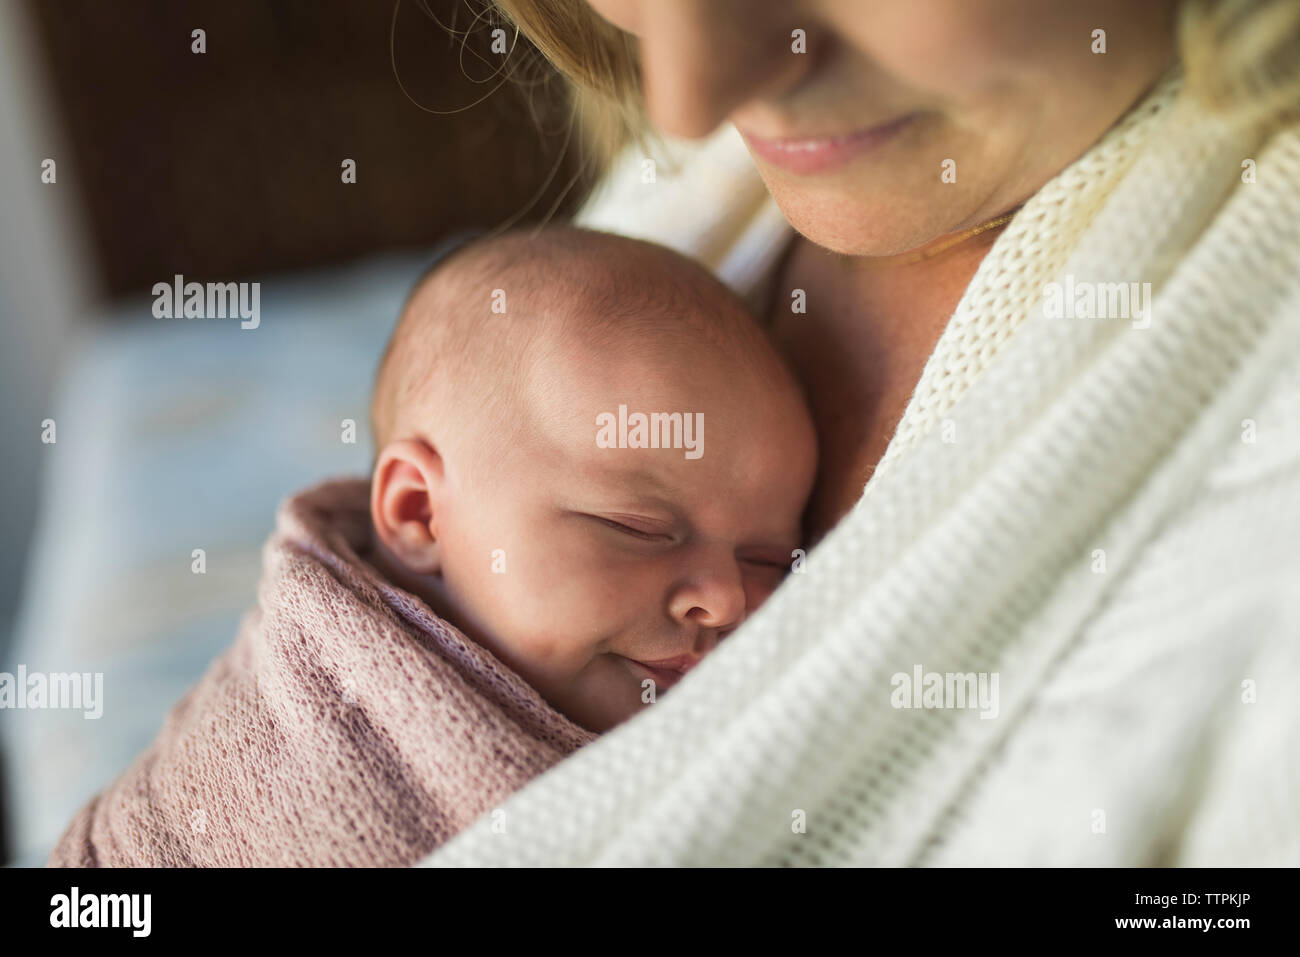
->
[421,0,1300,865]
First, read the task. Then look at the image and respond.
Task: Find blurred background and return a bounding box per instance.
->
[0,0,590,865]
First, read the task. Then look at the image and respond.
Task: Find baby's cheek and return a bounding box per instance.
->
[744,567,787,612]
[509,627,570,665]
[504,557,632,669]
[493,562,594,650]
[506,620,607,682]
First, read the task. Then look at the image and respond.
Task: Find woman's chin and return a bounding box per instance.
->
[764,173,1009,259]
[769,190,957,258]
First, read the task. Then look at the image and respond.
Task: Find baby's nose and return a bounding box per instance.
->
[669,572,745,632]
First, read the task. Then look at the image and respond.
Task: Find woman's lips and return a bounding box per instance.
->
[738,114,914,175]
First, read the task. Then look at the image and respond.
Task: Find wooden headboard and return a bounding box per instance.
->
[23,0,590,301]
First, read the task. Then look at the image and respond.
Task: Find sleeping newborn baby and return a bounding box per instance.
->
[367,226,817,733]
[48,225,816,868]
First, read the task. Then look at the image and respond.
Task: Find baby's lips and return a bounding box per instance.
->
[628,659,687,693]
[637,653,701,674]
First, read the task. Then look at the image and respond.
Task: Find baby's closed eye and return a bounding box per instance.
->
[590,514,675,542]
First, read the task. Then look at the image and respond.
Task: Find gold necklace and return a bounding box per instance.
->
[842,208,1020,270]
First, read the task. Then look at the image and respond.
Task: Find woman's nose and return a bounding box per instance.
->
[622,0,808,138]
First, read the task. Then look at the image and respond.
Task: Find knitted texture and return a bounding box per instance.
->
[869,71,1184,482]
[47,478,596,867]
[422,70,1300,866]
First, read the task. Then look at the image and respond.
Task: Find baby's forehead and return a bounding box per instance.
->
[385,230,778,413]
[435,230,741,314]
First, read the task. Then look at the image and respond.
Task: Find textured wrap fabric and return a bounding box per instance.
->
[47,478,597,867]
[421,69,1300,866]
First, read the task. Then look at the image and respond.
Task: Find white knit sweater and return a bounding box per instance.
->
[422,70,1300,866]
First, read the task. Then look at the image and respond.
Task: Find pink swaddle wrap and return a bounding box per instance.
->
[48,477,597,867]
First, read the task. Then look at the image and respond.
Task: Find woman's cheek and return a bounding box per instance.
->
[582,0,643,36]
[826,0,1040,102]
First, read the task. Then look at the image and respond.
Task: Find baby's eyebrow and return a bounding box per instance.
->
[593,464,681,498]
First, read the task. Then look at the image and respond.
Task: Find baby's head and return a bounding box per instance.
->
[369,226,816,733]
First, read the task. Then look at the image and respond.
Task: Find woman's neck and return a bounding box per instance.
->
[766,225,1003,541]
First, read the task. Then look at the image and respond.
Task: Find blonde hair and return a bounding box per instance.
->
[1179,0,1300,127]
[490,0,647,173]
[491,0,1300,171]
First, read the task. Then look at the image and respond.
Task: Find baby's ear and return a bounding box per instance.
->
[369,438,445,575]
